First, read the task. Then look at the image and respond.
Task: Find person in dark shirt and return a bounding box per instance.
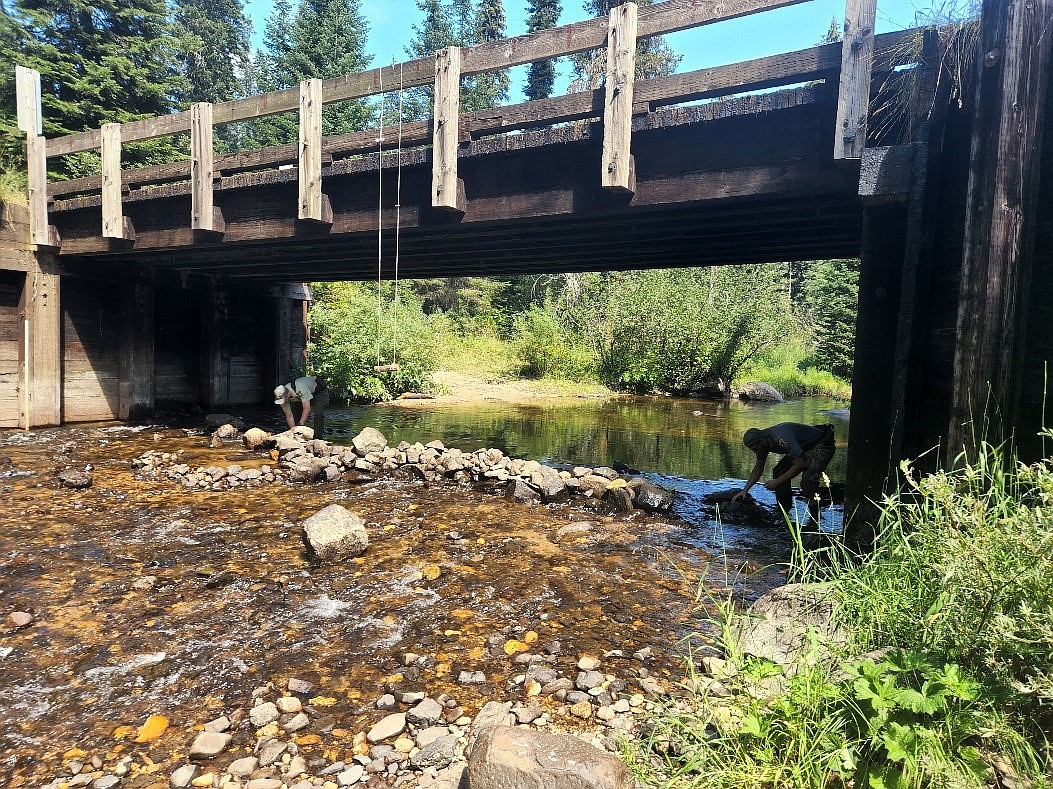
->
[732,422,836,524]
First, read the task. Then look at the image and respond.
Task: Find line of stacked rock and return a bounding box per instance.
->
[132,426,677,515]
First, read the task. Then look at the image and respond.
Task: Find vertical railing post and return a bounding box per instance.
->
[15,66,53,247]
[602,2,638,193]
[834,0,877,159]
[101,122,133,239]
[191,102,222,237]
[432,46,463,212]
[298,78,330,224]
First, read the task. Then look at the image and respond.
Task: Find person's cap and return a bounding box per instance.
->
[743,428,764,450]
[274,385,288,404]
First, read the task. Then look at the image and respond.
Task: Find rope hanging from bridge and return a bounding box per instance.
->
[374,63,404,375]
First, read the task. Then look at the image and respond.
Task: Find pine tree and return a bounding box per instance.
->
[8,0,186,175]
[171,0,253,151]
[524,0,561,101]
[465,0,509,111]
[252,0,375,146]
[569,0,681,92]
[0,8,27,168]
[800,259,859,380]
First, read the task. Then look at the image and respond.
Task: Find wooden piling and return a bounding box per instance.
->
[432,47,463,213]
[602,2,638,193]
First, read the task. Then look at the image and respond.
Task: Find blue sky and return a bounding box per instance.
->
[241,0,967,102]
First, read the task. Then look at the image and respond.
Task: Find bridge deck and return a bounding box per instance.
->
[49,85,863,281]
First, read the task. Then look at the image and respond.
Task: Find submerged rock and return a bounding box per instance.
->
[703,489,776,526]
[301,504,369,561]
[627,478,675,512]
[57,470,92,489]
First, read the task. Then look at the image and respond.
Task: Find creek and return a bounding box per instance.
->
[0,394,847,787]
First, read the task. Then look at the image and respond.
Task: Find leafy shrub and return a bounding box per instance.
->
[307,282,435,401]
[512,305,596,380]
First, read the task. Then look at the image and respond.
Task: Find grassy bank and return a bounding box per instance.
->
[434,321,852,401]
[628,439,1053,788]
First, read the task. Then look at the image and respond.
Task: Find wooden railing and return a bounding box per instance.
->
[15,0,883,250]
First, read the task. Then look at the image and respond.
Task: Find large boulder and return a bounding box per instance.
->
[285,457,328,483]
[732,582,846,670]
[468,726,634,789]
[627,478,675,512]
[352,427,387,457]
[505,479,541,504]
[733,381,784,402]
[702,489,776,527]
[302,504,369,561]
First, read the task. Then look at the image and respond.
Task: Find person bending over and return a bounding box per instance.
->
[273,375,325,431]
[732,421,835,524]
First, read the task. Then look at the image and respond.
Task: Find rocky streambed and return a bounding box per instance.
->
[0,420,789,789]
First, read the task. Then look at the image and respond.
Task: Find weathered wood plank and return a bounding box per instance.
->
[25,257,61,426]
[101,123,127,239]
[834,0,878,158]
[45,0,812,156]
[15,65,41,136]
[603,3,638,192]
[119,283,154,420]
[949,0,1053,454]
[190,103,216,232]
[433,47,463,212]
[298,79,328,223]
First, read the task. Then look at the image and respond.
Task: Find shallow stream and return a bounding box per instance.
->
[0,394,847,786]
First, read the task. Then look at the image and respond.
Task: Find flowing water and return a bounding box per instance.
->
[0,394,847,786]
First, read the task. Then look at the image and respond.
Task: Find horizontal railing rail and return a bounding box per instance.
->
[15,0,885,249]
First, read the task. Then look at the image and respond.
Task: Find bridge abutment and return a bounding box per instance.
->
[1,201,310,427]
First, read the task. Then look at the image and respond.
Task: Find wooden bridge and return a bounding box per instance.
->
[2,0,1052,520]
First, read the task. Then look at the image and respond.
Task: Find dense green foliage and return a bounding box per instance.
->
[307,282,435,401]
[629,441,1053,788]
[524,0,562,100]
[570,0,682,91]
[554,267,794,394]
[798,259,859,380]
[5,0,187,175]
[252,0,375,145]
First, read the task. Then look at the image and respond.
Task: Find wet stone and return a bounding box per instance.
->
[169,764,197,787]
[188,731,231,757]
[576,670,605,690]
[227,757,258,777]
[256,737,287,766]
[249,702,280,727]
[57,470,92,489]
[6,611,33,628]
[407,697,444,725]
[245,779,284,789]
[288,678,313,694]
[92,777,120,789]
[284,712,309,732]
[203,715,230,732]
[367,713,406,743]
[337,764,365,785]
[376,694,397,710]
[457,670,487,685]
[276,696,302,714]
[577,656,602,671]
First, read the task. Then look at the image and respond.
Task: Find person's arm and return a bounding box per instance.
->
[765,456,808,488]
[298,398,312,426]
[733,452,767,501]
[280,401,295,430]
